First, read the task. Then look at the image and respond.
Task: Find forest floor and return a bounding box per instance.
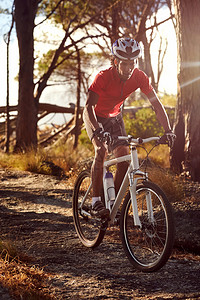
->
[0,167,200,299]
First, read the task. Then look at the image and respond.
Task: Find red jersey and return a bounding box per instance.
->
[89,67,153,118]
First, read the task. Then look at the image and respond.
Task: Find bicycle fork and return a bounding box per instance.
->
[129,172,155,228]
[129,171,142,228]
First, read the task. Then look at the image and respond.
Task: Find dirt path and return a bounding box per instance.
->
[0,168,200,299]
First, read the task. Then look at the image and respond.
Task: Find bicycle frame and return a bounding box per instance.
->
[103,144,148,226]
[79,136,160,227]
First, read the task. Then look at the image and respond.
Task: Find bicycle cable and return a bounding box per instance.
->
[137,143,158,175]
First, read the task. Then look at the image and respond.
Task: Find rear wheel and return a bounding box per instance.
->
[120,181,175,272]
[72,170,107,248]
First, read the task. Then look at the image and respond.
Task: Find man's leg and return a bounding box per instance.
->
[113,145,129,194]
[82,112,109,217]
[90,138,110,218]
[91,137,107,197]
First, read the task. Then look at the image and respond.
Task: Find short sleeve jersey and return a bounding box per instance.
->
[89,67,154,118]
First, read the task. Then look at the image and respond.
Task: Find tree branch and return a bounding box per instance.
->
[35,0,64,27]
[146,15,175,32]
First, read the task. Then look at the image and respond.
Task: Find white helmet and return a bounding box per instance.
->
[111,38,141,61]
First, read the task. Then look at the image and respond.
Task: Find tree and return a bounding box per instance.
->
[3,3,15,153]
[13,0,109,151]
[171,0,200,182]
[14,0,38,151]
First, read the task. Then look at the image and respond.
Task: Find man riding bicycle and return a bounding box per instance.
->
[83,37,175,219]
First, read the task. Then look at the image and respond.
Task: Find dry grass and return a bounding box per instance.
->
[48,138,93,172]
[136,143,183,203]
[0,139,93,177]
[0,240,55,300]
[138,143,171,168]
[0,260,55,300]
[0,149,49,173]
[0,240,20,263]
[148,166,183,203]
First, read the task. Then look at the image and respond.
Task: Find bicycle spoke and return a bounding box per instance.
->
[120,182,174,272]
[73,170,106,248]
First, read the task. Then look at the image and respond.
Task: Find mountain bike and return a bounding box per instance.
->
[72,134,175,272]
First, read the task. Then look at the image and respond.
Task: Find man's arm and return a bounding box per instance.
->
[147,90,171,132]
[83,90,100,132]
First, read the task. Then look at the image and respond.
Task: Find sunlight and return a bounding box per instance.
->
[182,61,200,68]
[180,75,200,89]
[178,61,200,88]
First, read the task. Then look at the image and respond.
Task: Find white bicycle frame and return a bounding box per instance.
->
[103,136,160,226]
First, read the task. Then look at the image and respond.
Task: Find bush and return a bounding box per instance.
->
[79,129,94,152]
[123,106,174,138]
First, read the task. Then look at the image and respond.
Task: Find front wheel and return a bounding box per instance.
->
[120,181,175,272]
[72,170,107,248]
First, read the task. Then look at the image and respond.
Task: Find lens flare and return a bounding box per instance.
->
[181,61,200,68]
[180,76,200,89]
[179,61,200,88]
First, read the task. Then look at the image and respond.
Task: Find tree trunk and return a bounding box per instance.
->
[141,33,156,90]
[14,0,38,152]
[135,1,156,90]
[171,0,200,181]
[73,46,81,149]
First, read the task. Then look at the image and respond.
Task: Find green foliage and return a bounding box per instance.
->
[37,50,55,74]
[38,0,94,28]
[0,7,10,14]
[124,108,164,138]
[129,93,177,108]
[124,94,176,138]
[37,49,106,80]
[79,129,94,152]
[160,93,177,107]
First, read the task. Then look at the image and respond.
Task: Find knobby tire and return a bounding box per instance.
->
[120,181,175,272]
[72,170,106,248]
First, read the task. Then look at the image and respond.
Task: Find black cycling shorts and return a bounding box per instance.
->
[84,112,128,151]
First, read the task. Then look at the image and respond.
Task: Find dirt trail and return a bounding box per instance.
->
[0,168,200,299]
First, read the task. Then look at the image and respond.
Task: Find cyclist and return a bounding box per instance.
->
[83,37,175,219]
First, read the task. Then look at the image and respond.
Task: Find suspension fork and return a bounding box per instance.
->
[129,145,142,228]
[129,172,142,228]
[145,188,155,223]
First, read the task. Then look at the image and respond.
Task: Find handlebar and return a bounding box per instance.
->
[109,134,168,146]
[117,135,160,144]
[99,132,170,147]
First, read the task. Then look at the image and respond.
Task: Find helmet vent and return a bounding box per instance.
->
[112,37,141,60]
[126,46,132,54]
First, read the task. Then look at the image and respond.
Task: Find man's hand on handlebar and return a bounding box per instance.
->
[159,131,176,148]
[165,131,176,148]
[92,128,112,144]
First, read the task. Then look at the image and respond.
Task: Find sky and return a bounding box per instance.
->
[0,1,177,125]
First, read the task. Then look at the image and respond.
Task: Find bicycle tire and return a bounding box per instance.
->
[120,181,175,272]
[72,170,107,248]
